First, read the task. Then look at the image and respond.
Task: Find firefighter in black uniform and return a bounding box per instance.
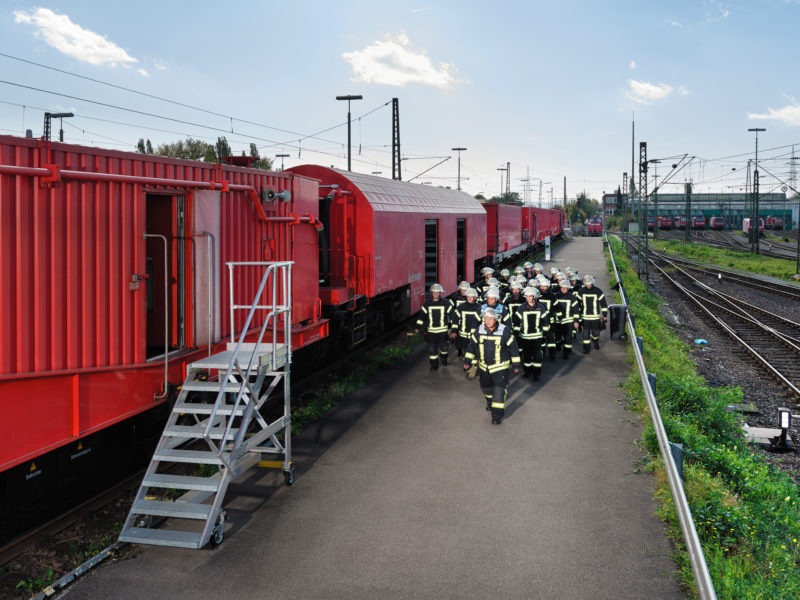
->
[501,281,525,330]
[523,261,535,280]
[536,275,558,361]
[463,307,521,425]
[514,287,550,379]
[569,272,582,294]
[451,288,482,357]
[578,275,608,354]
[498,268,511,293]
[415,283,451,369]
[554,278,581,359]
[476,267,494,297]
[450,281,470,312]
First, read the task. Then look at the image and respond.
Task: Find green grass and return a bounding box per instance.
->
[650,238,799,280]
[291,333,419,435]
[607,236,800,599]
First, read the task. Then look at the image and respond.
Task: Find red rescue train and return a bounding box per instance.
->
[0,136,564,508]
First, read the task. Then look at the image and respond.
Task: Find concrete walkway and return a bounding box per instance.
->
[63,237,684,600]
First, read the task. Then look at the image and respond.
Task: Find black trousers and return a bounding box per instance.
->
[519,338,543,375]
[455,334,470,356]
[425,331,449,366]
[582,319,602,351]
[479,368,509,421]
[555,323,575,350]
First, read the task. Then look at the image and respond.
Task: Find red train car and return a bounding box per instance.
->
[710,216,725,230]
[586,217,603,236]
[288,166,487,317]
[530,207,564,242]
[658,216,673,230]
[692,216,706,229]
[765,215,783,230]
[0,135,329,485]
[676,216,687,228]
[483,202,526,264]
[742,217,764,236]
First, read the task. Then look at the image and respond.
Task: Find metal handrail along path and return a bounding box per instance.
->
[606,234,717,600]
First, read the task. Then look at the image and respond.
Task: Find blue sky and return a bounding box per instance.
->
[1,1,799,203]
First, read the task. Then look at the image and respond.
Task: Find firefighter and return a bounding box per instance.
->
[481,287,505,319]
[415,283,451,369]
[523,261,535,280]
[533,262,544,277]
[501,281,525,330]
[450,281,470,311]
[513,266,526,278]
[554,278,581,359]
[476,267,495,297]
[498,268,511,292]
[578,275,608,354]
[536,275,558,361]
[463,307,521,425]
[451,288,482,357]
[569,272,583,293]
[513,287,550,380]
[549,267,561,292]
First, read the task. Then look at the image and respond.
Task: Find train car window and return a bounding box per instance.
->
[456,219,466,286]
[425,220,439,292]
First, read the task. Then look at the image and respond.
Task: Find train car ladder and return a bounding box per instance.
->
[119,261,294,549]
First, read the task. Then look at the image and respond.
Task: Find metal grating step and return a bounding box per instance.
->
[119,527,204,549]
[173,401,246,417]
[164,424,240,440]
[152,448,226,465]
[131,499,213,520]
[180,381,251,393]
[142,473,221,492]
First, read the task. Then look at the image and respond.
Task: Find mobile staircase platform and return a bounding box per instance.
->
[119,261,294,549]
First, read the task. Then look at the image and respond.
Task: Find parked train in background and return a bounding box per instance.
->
[692,215,707,229]
[675,216,687,228]
[657,216,673,230]
[585,216,603,236]
[0,135,564,516]
[710,216,726,230]
[765,215,784,230]
[742,217,765,236]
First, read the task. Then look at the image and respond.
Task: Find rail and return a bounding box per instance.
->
[606,234,717,600]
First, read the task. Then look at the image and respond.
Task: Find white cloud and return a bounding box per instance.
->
[748,100,800,127]
[667,19,683,28]
[14,8,137,66]
[678,86,689,96]
[629,61,636,69]
[705,1,730,22]
[153,59,168,71]
[410,7,432,13]
[342,33,460,88]
[626,80,674,104]
[137,68,149,76]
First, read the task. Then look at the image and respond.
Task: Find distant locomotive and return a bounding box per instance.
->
[765,215,783,230]
[657,216,673,230]
[710,216,725,230]
[692,215,706,229]
[742,217,764,236]
[585,216,603,236]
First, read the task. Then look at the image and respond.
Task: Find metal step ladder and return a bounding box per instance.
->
[119,261,294,549]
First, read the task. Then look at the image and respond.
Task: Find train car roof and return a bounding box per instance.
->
[288,165,485,214]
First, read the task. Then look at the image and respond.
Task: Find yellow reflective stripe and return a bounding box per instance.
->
[464,352,475,360]
[488,362,510,372]
[511,356,521,363]
[491,402,505,408]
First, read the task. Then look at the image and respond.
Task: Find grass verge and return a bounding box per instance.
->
[650,238,799,280]
[607,236,800,599]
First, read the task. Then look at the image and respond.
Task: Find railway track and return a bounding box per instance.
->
[653,228,798,260]
[623,236,800,399]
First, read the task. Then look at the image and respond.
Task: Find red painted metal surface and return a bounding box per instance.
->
[484,203,523,255]
[0,135,328,471]
[530,207,563,241]
[287,166,486,313]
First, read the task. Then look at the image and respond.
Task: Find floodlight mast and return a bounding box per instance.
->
[336,95,363,171]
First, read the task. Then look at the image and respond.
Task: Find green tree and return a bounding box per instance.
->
[248,142,272,170]
[156,138,213,161]
[136,138,146,153]
[145,139,153,154]
[214,136,232,162]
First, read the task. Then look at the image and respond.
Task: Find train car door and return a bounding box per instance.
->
[456,219,466,286]
[145,193,189,359]
[425,219,439,292]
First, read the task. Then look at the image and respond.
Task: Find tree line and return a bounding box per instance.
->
[136,136,272,170]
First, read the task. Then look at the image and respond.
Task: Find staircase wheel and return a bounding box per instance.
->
[284,470,294,486]
[210,511,226,548]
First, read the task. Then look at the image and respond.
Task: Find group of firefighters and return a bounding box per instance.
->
[415,261,608,425]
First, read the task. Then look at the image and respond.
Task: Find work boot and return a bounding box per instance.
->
[492,417,502,425]
[583,345,590,355]
[593,339,600,350]
[563,348,571,360]
[430,360,439,370]
[441,355,448,366]
[523,367,532,378]
[549,349,556,361]
[533,367,541,381]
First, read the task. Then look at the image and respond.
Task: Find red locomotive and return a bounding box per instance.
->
[657,216,673,230]
[675,216,687,228]
[710,216,725,230]
[742,217,764,236]
[765,215,783,230]
[586,217,603,236]
[0,136,564,511]
[692,215,706,229]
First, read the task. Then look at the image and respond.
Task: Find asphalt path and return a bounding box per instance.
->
[63,237,685,600]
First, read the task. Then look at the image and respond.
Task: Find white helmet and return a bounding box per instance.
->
[465,288,479,298]
[564,266,575,275]
[500,268,510,278]
[488,277,499,287]
[569,273,580,282]
[533,262,543,271]
[481,267,495,276]
[550,267,559,276]
[485,288,501,300]
[527,278,538,288]
[559,279,571,290]
[482,307,499,319]
[523,286,540,298]
[510,281,523,291]
[458,280,470,292]
[523,261,534,269]
[430,283,444,293]
[514,266,525,275]
[555,271,566,281]
[583,275,595,285]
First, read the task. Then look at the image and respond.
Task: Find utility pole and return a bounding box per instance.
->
[336,94,363,171]
[563,176,566,209]
[685,182,692,242]
[651,159,661,240]
[276,153,289,171]
[452,147,466,191]
[622,172,629,233]
[497,165,507,199]
[43,111,73,142]
[748,127,765,253]
[638,142,649,286]
[505,162,511,200]
[392,98,401,180]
